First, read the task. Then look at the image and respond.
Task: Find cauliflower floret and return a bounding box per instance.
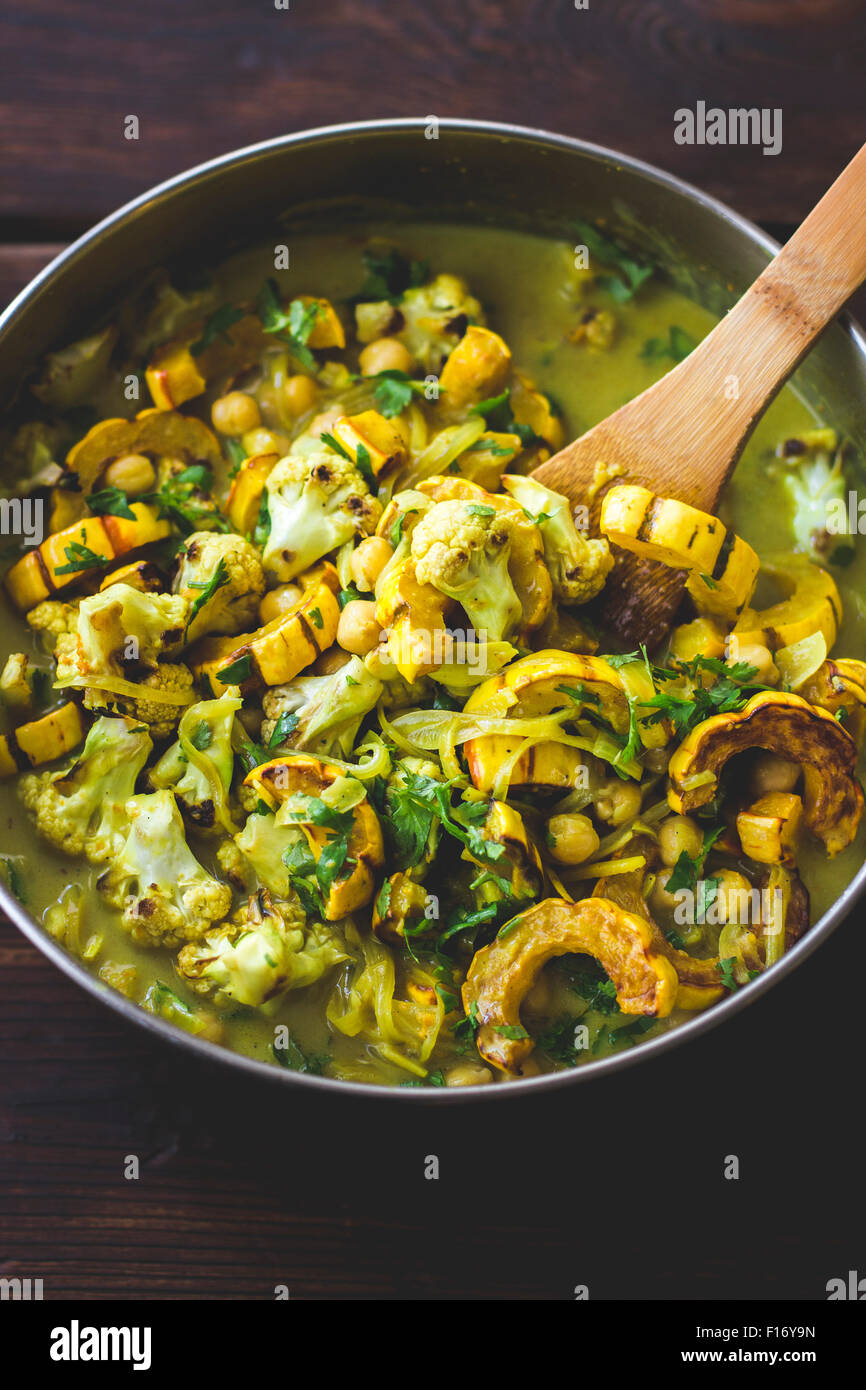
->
[175,888,347,1008]
[233,809,295,898]
[383,273,483,374]
[173,531,265,642]
[0,652,35,708]
[216,837,249,890]
[80,660,196,740]
[410,498,522,641]
[261,656,382,758]
[771,428,854,565]
[149,690,242,832]
[19,715,152,861]
[261,437,382,582]
[97,788,232,947]
[26,598,81,653]
[501,473,613,604]
[54,583,189,687]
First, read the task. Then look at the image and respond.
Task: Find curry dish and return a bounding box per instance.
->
[1,224,864,1087]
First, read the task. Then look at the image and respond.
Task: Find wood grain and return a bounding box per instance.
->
[0,0,865,234]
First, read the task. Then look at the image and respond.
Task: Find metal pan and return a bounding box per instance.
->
[2,118,865,1099]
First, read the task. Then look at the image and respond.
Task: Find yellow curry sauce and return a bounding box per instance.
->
[1,222,864,1087]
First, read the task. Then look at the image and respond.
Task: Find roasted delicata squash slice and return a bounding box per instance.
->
[190,562,340,695]
[98,558,167,594]
[668,691,864,856]
[462,896,678,1074]
[246,754,384,919]
[600,484,759,619]
[728,554,842,654]
[463,650,630,794]
[146,314,269,410]
[466,800,542,899]
[5,504,171,611]
[0,702,86,778]
[331,411,409,481]
[371,872,431,945]
[374,557,453,684]
[736,792,803,866]
[64,407,223,492]
[225,452,278,535]
[801,658,866,743]
[438,326,512,410]
[592,860,725,1010]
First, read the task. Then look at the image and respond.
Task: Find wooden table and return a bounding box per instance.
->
[2,0,865,1300]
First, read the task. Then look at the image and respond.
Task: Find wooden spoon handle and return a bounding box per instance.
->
[635,138,866,509]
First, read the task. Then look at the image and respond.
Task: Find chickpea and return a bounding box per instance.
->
[712,869,754,926]
[337,600,382,655]
[594,778,642,826]
[211,390,261,437]
[242,427,290,458]
[729,642,779,686]
[102,452,155,496]
[444,1061,493,1088]
[750,752,801,797]
[314,645,353,676]
[350,536,393,592]
[359,336,415,377]
[258,584,303,625]
[658,814,703,868]
[282,374,318,419]
[547,812,600,865]
[650,867,682,913]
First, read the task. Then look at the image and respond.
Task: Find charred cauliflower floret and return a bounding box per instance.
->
[97,788,232,947]
[501,473,614,604]
[19,715,152,861]
[261,437,382,582]
[173,531,265,642]
[149,690,242,832]
[54,583,189,687]
[261,656,383,758]
[80,661,195,740]
[395,273,484,373]
[410,498,522,641]
[175,888,347,1008]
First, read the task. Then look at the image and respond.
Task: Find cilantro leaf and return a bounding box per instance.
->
[185,556,229,636]
[356,248,429,304]
[639,324,697,364]
[190,303,245,356]
[86,487,137,521]
[573,219,655,302]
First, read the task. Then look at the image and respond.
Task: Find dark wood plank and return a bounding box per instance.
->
[0,0,865,234]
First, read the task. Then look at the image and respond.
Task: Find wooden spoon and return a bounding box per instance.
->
[532,141,866,650]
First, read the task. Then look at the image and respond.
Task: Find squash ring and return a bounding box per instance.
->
[668,690,863,856]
